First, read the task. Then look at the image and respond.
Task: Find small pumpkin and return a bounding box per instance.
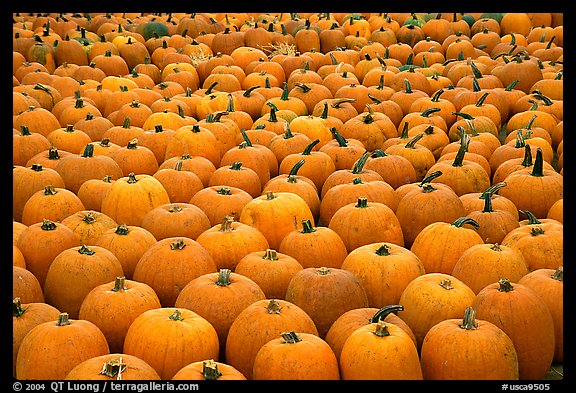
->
[123,307,220,380]
[78,276,162,353]
[225,298,318,380]
[252,331,339,380]
[420,307,519,379]
[16,312,110,380]
[398,273,476,350]
[340,319,423,380]
[174,268,266,352]
[452,243,529,294]
[285,266,369,338]
[472,278,556,380]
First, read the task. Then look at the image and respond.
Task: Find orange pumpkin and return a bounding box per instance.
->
[123,307,219,380]
[16,312,110,380]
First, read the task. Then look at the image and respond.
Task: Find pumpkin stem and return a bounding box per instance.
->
[219,215,235,232]
[519,210,541,225]
[266,190,276,200]
[405,133,424,149]
[452,217,480,230]
[263,249,279,261]
[13,298,26,318]
[300,219,316,234]
[439,278,454,290]
[491,243,502,252]
[355,196,369,208]
[201,360,223,380]
[287,159,305,182]
[520,144,533,168]
[421,107,441,118]
[265,299,283,314]
[302,139,320,155]
[82,143,95,158]
[374,244,391,256]
[170,238,187,250]
[114,224,130,235]
[330,127,348,147]
[99,357,127,380]
[216,187,232,195]
[215,269,232,286]
[452,128,470,167]
[479,182,507,199]
[497,278,514,292]
[78,245,95,255]
[351,151,370,174]
[127,172,138,184]
[41,219,57,231]
[372,319,391,337]
[230,161,243,171]
[280,331,302,344]
[169,309,184,321]
[111,276,128,292]
[369,304,404,323]
[530,148,544,177]
[419,170,443,187]
[551,266,563,281]
[317,267,331,275]
[458,307,478,330]
[56,312,71,326]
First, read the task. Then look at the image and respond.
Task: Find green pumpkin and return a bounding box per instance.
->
[479,13,504,24]
[135,21,170,41]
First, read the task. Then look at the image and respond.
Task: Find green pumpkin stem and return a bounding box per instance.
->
[372,319,391,337]
[280,331,302,344]
[530,148,544,177]
[370,304,404,323]
[330,127,348,147]
[111,276,128,292]
[497,278,514,292]
[355,196,369,208]
[263,249,279,261]
[302,139,320,155]
[201,360,223,380]
[215,269,232,286]
[452,217,480,230]
[300,219,316,234]
[551,266,563,281]
[459,307,478,330]
[287,159,305,183]
[13,298,26,318]
[405,133,423,149]
[352,151,370,174]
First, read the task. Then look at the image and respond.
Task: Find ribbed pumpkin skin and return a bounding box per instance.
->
[65,353,161,380]
[101,173,171,227]
[12,298,61,377]
[16,313,110,380]
[172,360,246,380]
[225,299,318,380]
[16,219,80,288]
[252,332,340,380]
[341,242,425,308]
[420,308,519,380]
[123,307,220,380]
[325,305,417,363]
[78,277,162,353]
[43,245,124,319]
[285,266,369,338]
[239,191,314,250]
[174,269,266,352]
[132,237,217,307]
[472,279,556,380]
[340,321,423,380]
[518,267,564,362]
[398,273,476,350]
